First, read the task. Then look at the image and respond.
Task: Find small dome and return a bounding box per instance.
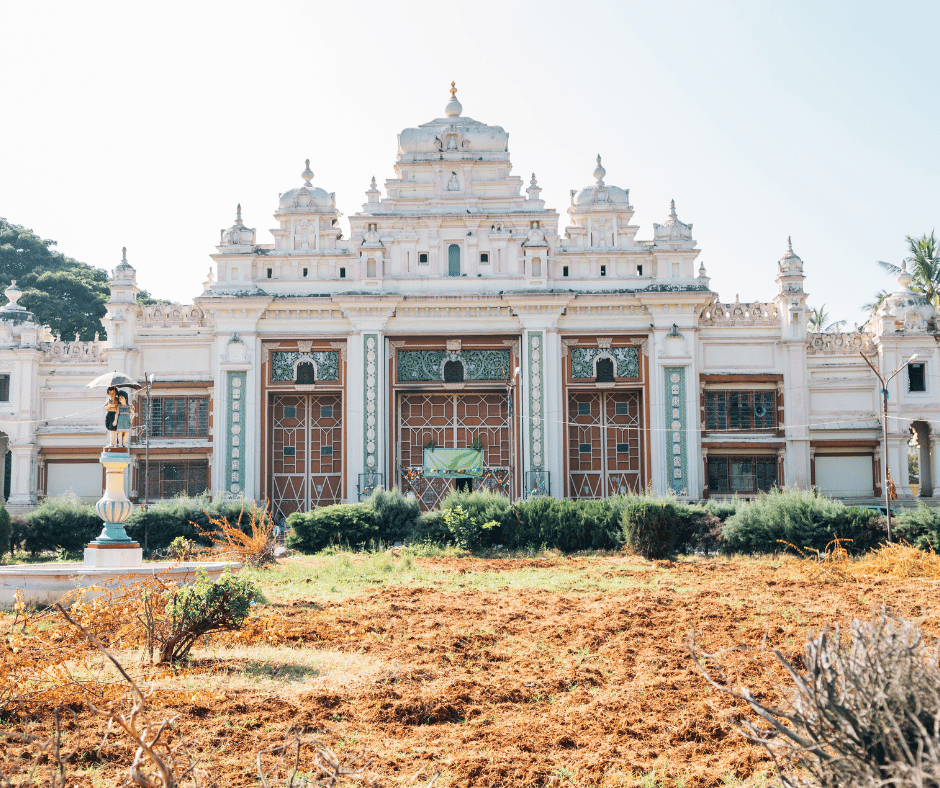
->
[879,262,936,329]
[445,81,462,117]
[778,236,803,272]
[573,155,630,206]
[653,200,694,243]
[279,159,334,211]
[221,204,256,246]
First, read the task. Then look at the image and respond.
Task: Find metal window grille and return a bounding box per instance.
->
[150,397,208,438]
[145,460,209,499]
[0,374,9,402]
[705,390,776,431]
[708,455,777,494]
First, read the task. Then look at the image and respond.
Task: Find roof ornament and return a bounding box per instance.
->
[234,203,244,226]
[898,260,914,290]
[445,81,462,118]
[301,159,314,187]
[370,176,377,190]
[593,154,606,185]
[788,235,793,252]
[669,199,677,219]
[530,173,538,187]
[122,247,127,264]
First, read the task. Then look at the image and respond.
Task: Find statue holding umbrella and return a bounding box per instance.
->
[86,372,142,448]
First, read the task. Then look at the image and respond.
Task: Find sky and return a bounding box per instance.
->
[1,0,937,328]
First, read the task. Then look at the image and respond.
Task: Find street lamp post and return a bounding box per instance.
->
[142,374,154,551]
[861,351,918,542]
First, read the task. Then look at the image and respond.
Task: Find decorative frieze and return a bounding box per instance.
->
[806,330,875,355]
[664,366,688,495]
[225,371,247,494]
[41,339,105,363]
[271,351,340,382]
[700,300,779,326]
[570,347,639,379]
[397,349,511,382]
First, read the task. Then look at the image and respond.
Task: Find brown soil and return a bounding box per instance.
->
[3,555,939,786]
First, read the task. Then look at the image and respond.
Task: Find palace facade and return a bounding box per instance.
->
[1,87,937,516]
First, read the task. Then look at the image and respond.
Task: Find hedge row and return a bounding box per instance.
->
[9,495,265,557]
[288,487,891,557]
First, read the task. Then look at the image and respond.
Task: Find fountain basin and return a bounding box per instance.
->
[0,561,241,607]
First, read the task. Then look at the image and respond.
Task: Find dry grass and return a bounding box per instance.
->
[786,538,940,583]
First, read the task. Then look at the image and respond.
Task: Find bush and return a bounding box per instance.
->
[22,496,102,556]
[286,503,378,554]
[497,496,626,552]
[691,610,940,787]
[8,516,27,556]
[370,487,420,544]
[124,496,262,553]
[442,504,497,549]
[157,570,262,664]
[441,490,512,547]
[0,503,11,557]
[673,499,742,554]
[721,487,883,555]
[893,506,940,551]
[410,508,450,544]
[622,499,679,559]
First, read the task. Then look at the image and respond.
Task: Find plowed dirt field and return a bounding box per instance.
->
[3,553,938,786]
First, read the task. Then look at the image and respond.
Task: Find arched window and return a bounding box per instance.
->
[448,244,461,277]
[296,362,316,385]
[595,357,615,383]
[443,359,465,383]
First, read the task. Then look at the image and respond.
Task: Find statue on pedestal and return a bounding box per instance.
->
[103,386,118,446]
[116,390,134,447]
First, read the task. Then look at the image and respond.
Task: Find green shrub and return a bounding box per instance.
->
[442,505,497,550]
[441,489,512,546]
[23,496,101,556]
[721,487,883,555]
[410,509,450,544]
[0,503,11,557]
[622,499,679,559]
[286,502,378,554]
[499,496,626,552]
[123,496,262,554]
[674,502,732,554]
[8,516,26,556]
[893,506,940,551]
[158,570,262,664]
[370,487,420,544]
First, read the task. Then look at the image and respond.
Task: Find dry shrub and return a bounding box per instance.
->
[196,504,278,567]
[785,537,940,583]
[0,570,261,715]
[690,609,940,787]
[258,728,439,787]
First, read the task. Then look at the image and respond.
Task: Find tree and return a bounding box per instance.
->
[0,218,109,340]
[878,230,940,307]
[808,304,845,333]
[861,288,891,321]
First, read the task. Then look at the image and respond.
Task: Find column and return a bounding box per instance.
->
[543,329,564,498]
[6,443,39,513]
[0,434,8,501]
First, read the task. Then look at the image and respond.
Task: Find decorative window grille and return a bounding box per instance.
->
[705,390,776,431]
[146,460,209,499]
[708,456,777,494]
[150,397,209,438]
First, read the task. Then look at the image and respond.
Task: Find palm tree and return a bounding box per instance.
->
[808,304,846,333]
[877,231,940,307]
[861,289,891,321]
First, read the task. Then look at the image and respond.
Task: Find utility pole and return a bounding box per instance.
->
[861,351,918,542]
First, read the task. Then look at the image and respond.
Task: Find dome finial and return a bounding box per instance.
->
[370,175,377,189]
[445,81,462,117]
[234,204,244,226]
[593,154,606,185]
[669,199,677,218]
[122,246,127,263]
[788,235,793,252]
[302,159,314,186]
[899,260,914,290]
